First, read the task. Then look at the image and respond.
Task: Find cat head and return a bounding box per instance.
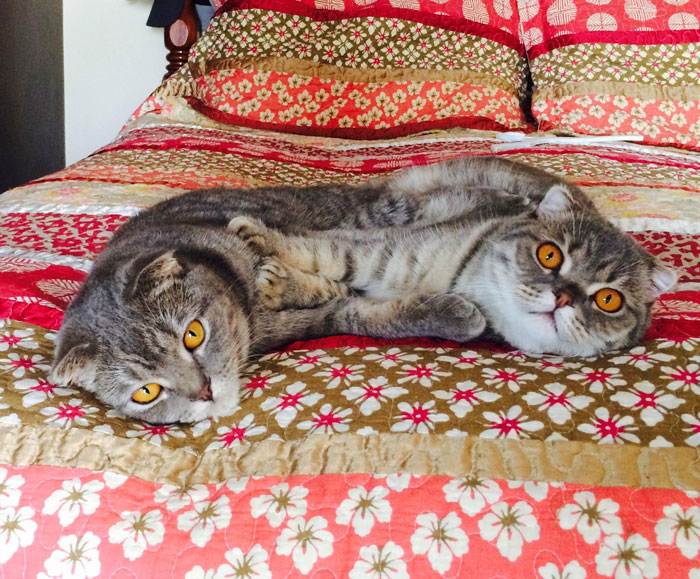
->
[483,184,676,357]
[51,249,252,424]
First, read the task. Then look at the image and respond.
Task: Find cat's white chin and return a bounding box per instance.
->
[502,310,603,358]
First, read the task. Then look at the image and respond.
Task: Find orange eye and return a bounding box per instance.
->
[594,288,624,313]
[132,383,161,404]
[536,242,563,270]
[184,320,205,350]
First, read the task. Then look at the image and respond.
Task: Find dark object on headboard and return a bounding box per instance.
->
[147,0,199,79]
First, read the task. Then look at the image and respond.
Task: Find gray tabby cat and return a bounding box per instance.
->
[51,158,675,424]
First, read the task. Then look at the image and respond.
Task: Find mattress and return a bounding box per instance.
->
[0,98,698,576]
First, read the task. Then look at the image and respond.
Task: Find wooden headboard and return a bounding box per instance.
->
[163,0,199,79]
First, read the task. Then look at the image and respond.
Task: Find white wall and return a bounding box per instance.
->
[63,0,167,165]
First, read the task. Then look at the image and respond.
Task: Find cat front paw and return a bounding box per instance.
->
[228,216,270,253]
[256,257,289,310]
[417,293,486,342]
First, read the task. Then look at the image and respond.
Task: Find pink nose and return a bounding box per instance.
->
[195,381,213,402]
[555,290,573,309]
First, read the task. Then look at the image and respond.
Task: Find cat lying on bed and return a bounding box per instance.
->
[50,157,675,424]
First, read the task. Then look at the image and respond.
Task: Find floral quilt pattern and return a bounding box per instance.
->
[522,0,700,150]
[1,465,699,578]
[3,10,700,571]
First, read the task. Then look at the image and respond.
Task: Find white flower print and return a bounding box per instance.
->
[276,515,334,574]
[0,327,38,351]
[313,363,365,388]
[481,405,544,440]
[240,369,286,399]
[397,362,451,387]
[682,412,700,446]
[609,346,674,371]
[690,570,700,579]
[391,400,449,434]
[595,534,659,579]
[342,376,407,416]
[610,381,684,426]
[482,367,536,392]
[374,473,411,492]
[42,478,104,527]
[335,485,392,537]
[436,349,495,369]
[349,542,408,579]
[40,398,99,429]
[154,483,208,512]
[538,560,587,579]
[13,378,75,407]
[297,403,352,434]
[363,347,420,369]
[204,413,266,451]
[523,356,582,375]
[478,501,540,561]
[443,475,503,516]
[0,413,19,425]
[250,483,308,528]
[661,363,700,395]
[184,566,216,579]
[578,408,640,444]
[567,367,626,394]
[433,380,500,418]
[658,337,700,351]
[39,532,101,579]
[508,480,562,502]
[177,495,231,547]
[0,467,24,508]
[226,477,254,494]
[358,426,379,436]
[190,419,212,438]
[126,423,186,445]
[214,544,271,579]
[102,472,127,489]
[260,381,324,428]
[655,504,700,559]
[558,491,622,544]
[1,352,50,378]
[0,506,36,564]
[108,509,165,560]
[278,349,337,372]
[411,511,469,573]
[522,383,593,425]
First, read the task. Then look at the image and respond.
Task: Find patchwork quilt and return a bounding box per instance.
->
[1,1,700,577]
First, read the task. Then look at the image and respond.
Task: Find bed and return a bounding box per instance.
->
[1,0,699,577]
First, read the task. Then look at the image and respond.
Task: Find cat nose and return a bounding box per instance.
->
[554,289,573,309]
[194,380,213,402]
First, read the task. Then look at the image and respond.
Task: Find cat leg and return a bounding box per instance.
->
[229,216,353,309]
[254,293,486,353]
[257,257,352,310]
[228,215,349,278]
[228,215,273,254]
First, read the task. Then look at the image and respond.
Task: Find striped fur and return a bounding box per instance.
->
[50,158,675,424]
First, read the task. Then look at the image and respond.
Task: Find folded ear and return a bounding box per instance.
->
[127,251,186,299]
[536,184,576,220]
[650,262,677,298]
[50,342,98,390]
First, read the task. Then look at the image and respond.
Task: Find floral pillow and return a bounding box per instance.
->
[520,0,700,150]
[158,0,529,138]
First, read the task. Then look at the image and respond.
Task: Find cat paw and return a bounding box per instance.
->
[228,216,270,253]
[416,293,486,342]
[256,257,288,310]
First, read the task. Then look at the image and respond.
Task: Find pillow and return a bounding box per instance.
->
[520,0,700,150]
[158,0,529,138]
